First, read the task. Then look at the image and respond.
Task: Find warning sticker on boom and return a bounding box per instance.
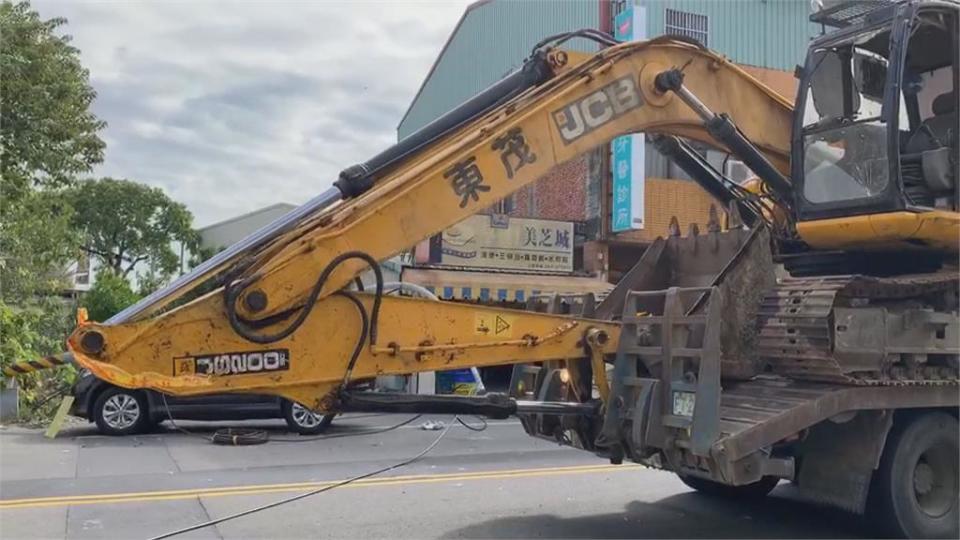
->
[474,313,515,337]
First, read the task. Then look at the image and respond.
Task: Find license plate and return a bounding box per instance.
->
[672,391,696,417]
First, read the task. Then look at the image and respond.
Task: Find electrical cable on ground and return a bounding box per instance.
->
[147,415,459,540]
[159,393,426,445]
[266,414,423,443]
[454,415,488,432]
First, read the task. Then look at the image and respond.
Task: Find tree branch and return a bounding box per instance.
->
[121,255,148,277]
[81,245,111,258]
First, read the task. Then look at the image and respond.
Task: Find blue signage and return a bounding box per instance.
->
[611,7,645,233]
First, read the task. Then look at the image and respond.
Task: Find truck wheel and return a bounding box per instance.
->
[868,411,958,539]
[92,387,153,436]
[678,473,779,499]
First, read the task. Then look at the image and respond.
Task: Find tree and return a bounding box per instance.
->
[0,189,78,302]
[0,1,105,198]
[68,178,200,282]
[0,1,103,301]
[0,2,104,421]
[188,244,222,270]
[80,271,140,322]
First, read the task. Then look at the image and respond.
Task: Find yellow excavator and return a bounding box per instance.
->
[56,1,958,537]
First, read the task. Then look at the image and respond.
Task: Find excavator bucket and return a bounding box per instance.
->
[597,207,777,380]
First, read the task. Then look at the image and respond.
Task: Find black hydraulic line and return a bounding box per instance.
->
[225,251,383,345]
[654,69,795,207]
[340,391,518,419]
[335,290,369,388]
[334,51,554,199]
[339,391,600,420]
[650,135,758,226]
[532,28,620,51]
[704,115,794,205]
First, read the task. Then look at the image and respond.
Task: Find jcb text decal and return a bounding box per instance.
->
[552,75,643,144]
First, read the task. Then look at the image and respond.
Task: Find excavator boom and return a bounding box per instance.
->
[67,37,796,409]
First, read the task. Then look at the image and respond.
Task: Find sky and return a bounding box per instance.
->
[34,0,472,227]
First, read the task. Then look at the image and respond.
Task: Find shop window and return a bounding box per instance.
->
[645,141,670,178]
[665,8,708,47]
[493,195,515,215]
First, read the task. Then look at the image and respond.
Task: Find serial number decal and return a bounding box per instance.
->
[174,349,290,377]
[552,75,643,144]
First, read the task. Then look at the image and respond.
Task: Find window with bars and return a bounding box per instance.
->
[611,0,630,18]
[664,8,708,47]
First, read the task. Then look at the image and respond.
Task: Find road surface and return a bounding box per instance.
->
[0,414,866,539]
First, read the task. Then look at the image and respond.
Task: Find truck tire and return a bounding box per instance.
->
[677,473,779,499]
[867,411,958,539]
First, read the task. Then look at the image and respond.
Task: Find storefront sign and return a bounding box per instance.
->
[440,215,573,273]
[611,6,646,232]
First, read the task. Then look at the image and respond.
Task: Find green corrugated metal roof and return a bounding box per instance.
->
[399,0,815,140]
[398,0,599,139]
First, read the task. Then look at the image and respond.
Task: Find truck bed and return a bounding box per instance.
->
[715,376,958,461]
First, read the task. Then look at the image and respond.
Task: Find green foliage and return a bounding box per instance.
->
[0,1,105,198]
[188,244,222,270]
[0,2,105,422]
[80,271,140,322]
[0,299,76,423]
[0,189,79,302]
[135,267,167,297]
[67,177,199,283]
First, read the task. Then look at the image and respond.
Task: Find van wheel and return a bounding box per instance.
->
[282,401,335,435]
[868,412,958,539]
[678,473,779,499]
[92,387,152,436]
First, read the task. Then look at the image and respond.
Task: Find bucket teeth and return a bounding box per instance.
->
[706,204,721,233]
[727,200,744,229]
[668,216,681,237]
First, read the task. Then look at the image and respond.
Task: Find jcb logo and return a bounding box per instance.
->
[553,75,643,144]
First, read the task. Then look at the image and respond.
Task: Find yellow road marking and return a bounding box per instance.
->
[0,463,640,510]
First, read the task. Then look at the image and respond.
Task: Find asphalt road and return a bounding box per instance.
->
[0,413,867,539]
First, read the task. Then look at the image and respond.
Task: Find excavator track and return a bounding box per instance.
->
[757,273,959,386]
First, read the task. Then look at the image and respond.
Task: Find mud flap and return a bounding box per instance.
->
[795,409,894,513]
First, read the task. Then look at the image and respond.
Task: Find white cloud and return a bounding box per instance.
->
[33,0,471,226]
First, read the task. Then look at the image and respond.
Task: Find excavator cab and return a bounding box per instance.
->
[792,0,958,254]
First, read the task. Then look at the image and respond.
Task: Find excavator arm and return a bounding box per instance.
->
[66,37,794,410]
